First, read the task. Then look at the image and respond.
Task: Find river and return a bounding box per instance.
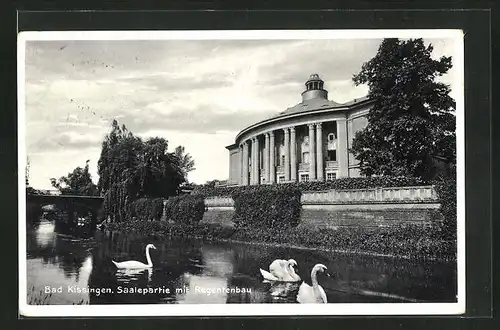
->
[25,219,457,305]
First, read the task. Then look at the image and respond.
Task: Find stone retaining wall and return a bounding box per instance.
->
[201,185,442,229]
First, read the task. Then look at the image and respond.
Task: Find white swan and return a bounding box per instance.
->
[112,243,156,269]
[260,259,301,282]
[296,263,328,303]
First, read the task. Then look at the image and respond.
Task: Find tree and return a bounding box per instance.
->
[97,120,195,221]
[50,160,99,196]
[351,38,456,180]
[138,137,185,198]
[174,145,196,179]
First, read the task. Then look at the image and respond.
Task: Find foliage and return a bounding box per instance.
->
[50,160,99,196]
[28,286,53,305]
[26,186,42,195]
[164,195,205,225]
[107,220,455,262]
[432,175,457,239]
[26,202,42,226]
[173,146,196,179]
[230,225,455,262]
[351,38,456,180]
[129,198,164,221]
[106,221,235,241]
[97,120,195,222]
[231,185,302,230]
[193,176,428,197]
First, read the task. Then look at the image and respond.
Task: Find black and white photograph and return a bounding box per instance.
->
[18,29,464,316]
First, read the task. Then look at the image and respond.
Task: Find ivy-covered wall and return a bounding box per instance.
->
[193,176,428,197]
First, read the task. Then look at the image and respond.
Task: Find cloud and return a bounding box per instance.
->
[23,36,460,188]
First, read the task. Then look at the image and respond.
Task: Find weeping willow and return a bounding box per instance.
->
[98,120,191,223]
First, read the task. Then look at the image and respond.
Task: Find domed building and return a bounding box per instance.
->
[225,74,373,186]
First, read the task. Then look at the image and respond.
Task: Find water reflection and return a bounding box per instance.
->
[34,221,56,248]
[176,246,234,303]
[115,268,153,283]
[177,274,229,304]
[26,219,457,305]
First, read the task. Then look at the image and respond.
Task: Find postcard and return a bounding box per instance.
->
[18,29,465,316]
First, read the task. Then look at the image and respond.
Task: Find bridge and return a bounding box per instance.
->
[26,191,105,235]
[27,192,103,207]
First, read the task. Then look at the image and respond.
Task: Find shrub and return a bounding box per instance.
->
[229,224,456,262]
[106,220,235,241]
[26,202,42,225]
[164,195,205,225]
[129,198,164,221]
[432,176,457,239]
[106,218,455,261]
[193,176,428,197]
[231,185,302,230]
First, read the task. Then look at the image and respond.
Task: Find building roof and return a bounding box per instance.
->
[267,95,370,121]
[306,73,322,82]
[230,74,373,147]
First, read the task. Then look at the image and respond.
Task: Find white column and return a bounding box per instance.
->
[308,123,316,180]
[269,131,276,183]
[239,144,244,185]
[252,137,257,184]
[337,119,348,178]
[290,126,297,182]
[316,122,324,181]
[249,139,254,184]
[255,136,260,184]
[284,128,290,181]
[242,141,249,185]
[264,133,270,183]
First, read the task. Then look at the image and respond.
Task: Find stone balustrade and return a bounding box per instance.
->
[298,163,309,171]
[204,196,234,207]
[301,185,438,205]
[325,160,338,169]
[204,185,439,208]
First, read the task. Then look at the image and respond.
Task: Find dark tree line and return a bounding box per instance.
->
[97,120,195,222]
[50,160,99,196]
[49,120,195,222]
[351,38,456,180]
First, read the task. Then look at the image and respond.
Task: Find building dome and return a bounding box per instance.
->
[307,73,321,81]
[225,73,373,187]
[302,73,328,101]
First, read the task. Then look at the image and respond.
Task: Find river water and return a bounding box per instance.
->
[26,219,457,305]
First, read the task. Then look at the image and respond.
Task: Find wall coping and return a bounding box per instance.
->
[203,185,436,196]
[302,185,436,194]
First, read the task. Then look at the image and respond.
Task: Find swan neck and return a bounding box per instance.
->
[145,246,153,267]
[311,268,319,288]
[288,264,299,281]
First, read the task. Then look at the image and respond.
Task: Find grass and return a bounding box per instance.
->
[27,286,88,305]
[27,286,52,305]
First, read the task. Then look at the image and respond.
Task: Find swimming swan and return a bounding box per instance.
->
[112,243,156,269]
[296,263,328,303]
[260,259,301,282]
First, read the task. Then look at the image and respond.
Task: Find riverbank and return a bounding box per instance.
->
[105,220,456,262]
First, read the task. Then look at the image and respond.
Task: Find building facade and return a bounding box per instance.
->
[226,74,373,186]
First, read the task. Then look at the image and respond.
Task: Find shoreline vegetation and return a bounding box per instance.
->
[105,221,457,263]
[100,176,457,263]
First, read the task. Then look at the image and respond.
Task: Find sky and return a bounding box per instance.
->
[22,34,461,189]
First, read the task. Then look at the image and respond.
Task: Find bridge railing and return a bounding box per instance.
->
[34,189,61,196]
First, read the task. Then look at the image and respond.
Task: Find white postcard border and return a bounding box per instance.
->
[18,29,465,317]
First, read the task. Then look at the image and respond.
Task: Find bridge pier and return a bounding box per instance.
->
[27,193,104,237]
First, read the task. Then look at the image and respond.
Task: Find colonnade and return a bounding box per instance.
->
[239,120,348,185]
